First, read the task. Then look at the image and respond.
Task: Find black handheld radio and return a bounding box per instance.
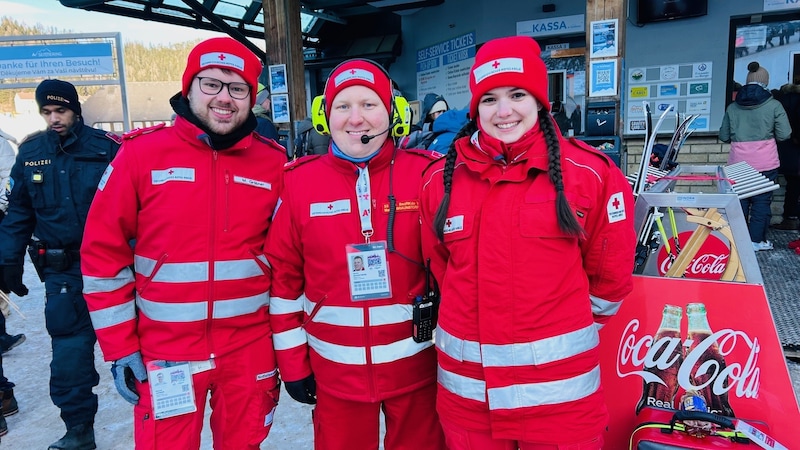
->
[412,259,439,343]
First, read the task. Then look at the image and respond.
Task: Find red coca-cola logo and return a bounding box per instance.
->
[656,231,730,280]
[616,319,761,401]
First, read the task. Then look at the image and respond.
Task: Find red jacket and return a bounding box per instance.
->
[419,128,636,443]
[266,141,439,402]
[81,116,286,362]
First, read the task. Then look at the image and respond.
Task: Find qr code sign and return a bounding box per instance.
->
[596,69,611,84]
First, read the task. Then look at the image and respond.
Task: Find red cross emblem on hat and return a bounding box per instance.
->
[492,60,500,69]
[218,53,226,61]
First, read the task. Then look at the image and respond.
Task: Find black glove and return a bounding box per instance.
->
[284,374,317,404]
[0,265,27,297]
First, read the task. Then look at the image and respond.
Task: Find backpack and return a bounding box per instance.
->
[399,128,443,150]
[294,128,315,157]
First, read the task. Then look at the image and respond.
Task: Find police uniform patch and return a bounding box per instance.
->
[98,165,113,191]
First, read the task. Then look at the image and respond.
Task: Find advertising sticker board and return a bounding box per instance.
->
[599,275,800,449]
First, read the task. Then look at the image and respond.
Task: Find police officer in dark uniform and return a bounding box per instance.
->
[0,79,120,450]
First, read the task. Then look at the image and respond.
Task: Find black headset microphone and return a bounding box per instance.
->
[360,126,392,144]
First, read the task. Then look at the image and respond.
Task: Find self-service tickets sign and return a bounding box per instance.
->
[599,275,800,449]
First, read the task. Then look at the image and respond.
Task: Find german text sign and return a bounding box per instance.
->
[0,43,114,79]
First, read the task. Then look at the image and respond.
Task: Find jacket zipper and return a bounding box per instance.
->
[224,170,230,232]
[208,150,218,359]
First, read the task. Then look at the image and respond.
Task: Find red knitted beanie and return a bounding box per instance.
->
[181,37,262,106]
[324,59,393,116]
[469,36,550,119]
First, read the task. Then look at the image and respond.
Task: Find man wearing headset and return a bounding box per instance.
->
[265,59,446,449]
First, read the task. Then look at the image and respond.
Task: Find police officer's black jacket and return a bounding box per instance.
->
[0,119,120,265]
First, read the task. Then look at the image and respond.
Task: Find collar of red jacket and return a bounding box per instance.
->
[171,114,256,152]
[326,138,396,174]
[457,125,550,183]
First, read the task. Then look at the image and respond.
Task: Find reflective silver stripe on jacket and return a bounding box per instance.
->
[273,326,308,351]
[303,298,413,327]
[134,255,265,282]
[481,324,599,367]
[302,298,431,365]
[83,268,135,294]
[436,326,482,363]
[590,294,621,316]
[369,304,413,326]
[307,331,431,366]
[136,290,269,322]
[269,294,305,314]
[437,324,598,367]
[308,334,367,365]
[487,365,601,409]
[89,300,136,330]
[371,337,432,363]
[438,364,601,409]
[438,365,486,402]
[212,292,269,319]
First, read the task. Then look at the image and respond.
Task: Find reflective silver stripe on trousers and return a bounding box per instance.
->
[304,298,412,327]
[269,295,305,315]
[135,255,265,282]
[590,294,621,316]
[82,268,135,294]
[481,323,599,367]
[273,327,308,351]
[438,365,486,402]
[89,300,137,330]
[136,290,269,322]
[487,365,601,409]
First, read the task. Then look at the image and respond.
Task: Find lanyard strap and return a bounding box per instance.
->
[356,166,373,242]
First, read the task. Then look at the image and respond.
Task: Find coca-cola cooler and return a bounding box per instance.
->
[597,163,800,449]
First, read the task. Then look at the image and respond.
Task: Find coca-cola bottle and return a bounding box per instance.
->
[635,304,684,414]
[685,302,736,417]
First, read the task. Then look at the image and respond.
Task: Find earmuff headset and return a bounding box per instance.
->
[311,59,411,139]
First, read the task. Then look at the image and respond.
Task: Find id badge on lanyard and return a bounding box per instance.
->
[347,166,392,301]
[147,360,199,420]
[347,241,392,301]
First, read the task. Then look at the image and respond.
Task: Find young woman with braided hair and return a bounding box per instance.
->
[419,35,637,449]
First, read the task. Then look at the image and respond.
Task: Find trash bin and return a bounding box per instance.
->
[576,135,623,168]
[585,101,617,136]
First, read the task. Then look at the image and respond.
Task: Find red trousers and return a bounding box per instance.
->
[133,334,280,450]
[440,418,603,450]
[313,381,445,450]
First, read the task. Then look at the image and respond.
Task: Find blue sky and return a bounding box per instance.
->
[0,0,227,46]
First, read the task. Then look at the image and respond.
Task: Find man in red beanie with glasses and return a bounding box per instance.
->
[265,58,446,449]
[80,37,286,449]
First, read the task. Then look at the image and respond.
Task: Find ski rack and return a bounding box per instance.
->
[632,164,765,284]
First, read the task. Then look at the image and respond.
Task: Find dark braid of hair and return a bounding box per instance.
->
[539,109,584,237]
[433,120,479,241]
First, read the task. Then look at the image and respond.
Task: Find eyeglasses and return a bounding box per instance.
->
[195,77,251,100]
